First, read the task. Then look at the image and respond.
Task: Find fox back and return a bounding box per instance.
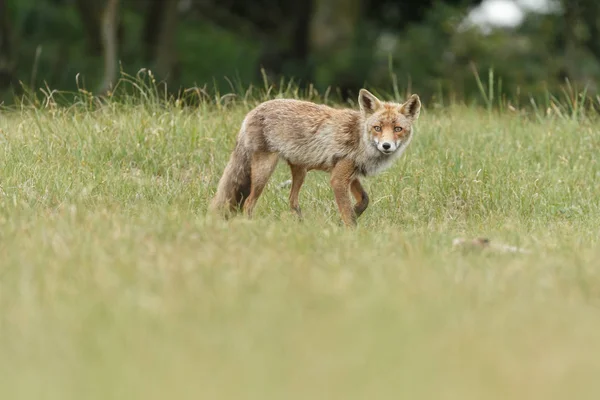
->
[237,91,420,176]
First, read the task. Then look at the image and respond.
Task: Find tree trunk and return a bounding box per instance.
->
[290,0,313,79]
[99,0,120,94]
[154,0,179,82]
[75,0,102,54]
[257,1,313,83]
[561,0,578,80]
[142,0,165,62]
[0,0,14,89]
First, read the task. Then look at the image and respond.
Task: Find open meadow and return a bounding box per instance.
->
[1,85,600,399]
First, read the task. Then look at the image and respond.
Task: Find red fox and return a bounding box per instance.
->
[209,89,421,226]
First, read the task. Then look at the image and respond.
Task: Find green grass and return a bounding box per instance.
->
[1,90,600,400]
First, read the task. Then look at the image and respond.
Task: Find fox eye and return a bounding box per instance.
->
[373,126,382,132]
[394,127,403,132]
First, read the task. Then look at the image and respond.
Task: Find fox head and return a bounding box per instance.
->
[358,89,421,155]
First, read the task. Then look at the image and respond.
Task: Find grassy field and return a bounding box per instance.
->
[1,88,600,400]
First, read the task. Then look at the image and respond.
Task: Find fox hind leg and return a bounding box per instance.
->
[350,178,369,218]
[243,151,279,218]
[288,163,307,219]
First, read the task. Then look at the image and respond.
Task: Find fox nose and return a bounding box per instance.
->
[382,142,391,150]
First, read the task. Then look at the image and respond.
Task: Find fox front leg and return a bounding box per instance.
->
[350,178,369,218]
[330,160,357,227]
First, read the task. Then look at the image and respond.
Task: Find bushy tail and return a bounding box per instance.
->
[209,141,252,216]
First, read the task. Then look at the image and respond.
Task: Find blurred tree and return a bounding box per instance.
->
[193,0,312,82]
[559,0,600,80]
[566,0,600,57]
[99,0,119,93]
[309,0,362,95]
[365,0,483,29]
[2,0,599,104]
[0,0,14,89]
[142,0,181,82]
[75,0,102,55]
[142,0,162,62]
[151,0,180,82]
[307,0,485,95]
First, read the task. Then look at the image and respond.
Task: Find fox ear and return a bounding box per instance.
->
[400,94,421,120]
[358,89,382,115]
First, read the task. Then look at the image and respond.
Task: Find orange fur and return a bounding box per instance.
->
[209,89,421,226]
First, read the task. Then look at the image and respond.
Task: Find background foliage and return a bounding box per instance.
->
[0,0,599,104]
